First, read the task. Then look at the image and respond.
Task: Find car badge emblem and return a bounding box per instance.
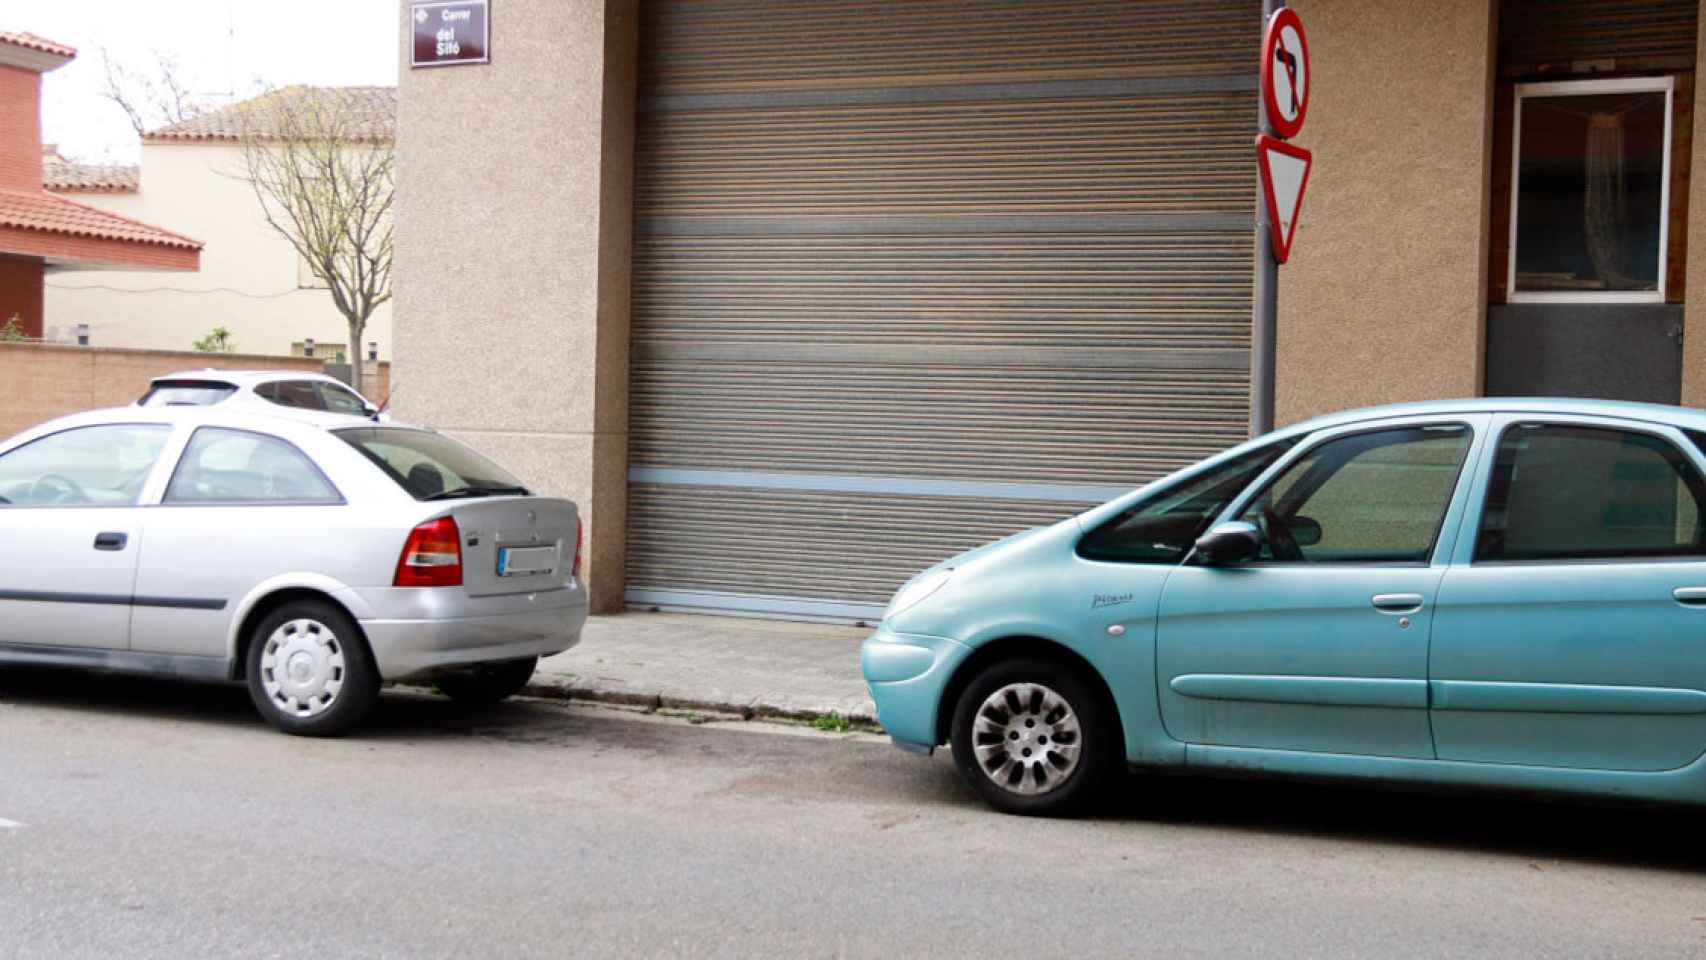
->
[527,510,536,525]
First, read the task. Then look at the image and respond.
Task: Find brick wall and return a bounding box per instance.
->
[0,342,393,439]
[0,255,42,337]
[360,363,392,406]
[0,65,41,193]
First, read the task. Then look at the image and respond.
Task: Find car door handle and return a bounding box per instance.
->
[1673,587,1706,606]
[93,532,128,551]
[1371,593,1424,614]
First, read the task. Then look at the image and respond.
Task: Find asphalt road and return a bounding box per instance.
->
[3,669,1706,959]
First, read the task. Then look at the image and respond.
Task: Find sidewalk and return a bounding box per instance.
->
[525,612,877,724]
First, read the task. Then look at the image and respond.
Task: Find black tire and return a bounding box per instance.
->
[949,657,1113,817]
[244,599,381,736]
[434,657,538,705]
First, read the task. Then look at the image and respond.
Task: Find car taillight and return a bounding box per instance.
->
[395,517,462,587]
[571,518,583,579]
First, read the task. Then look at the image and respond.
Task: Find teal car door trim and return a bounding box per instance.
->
[1184,741,1706,805]
[1171,674,1429,709]
[1430,680,1706,714]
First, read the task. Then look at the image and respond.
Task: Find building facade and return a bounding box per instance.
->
[395,0,1706,620]
[0,32,199,341]
[45,88,396,365]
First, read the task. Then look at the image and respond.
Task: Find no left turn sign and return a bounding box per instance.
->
[1261,8,1309,139]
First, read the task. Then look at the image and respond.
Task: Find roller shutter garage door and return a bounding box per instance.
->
[628,0,1260,620]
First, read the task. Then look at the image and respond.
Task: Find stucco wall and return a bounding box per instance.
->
[1275,0,1496,424]
[43,142,393,360]
[0,343,322,440]
[394,0,636,611]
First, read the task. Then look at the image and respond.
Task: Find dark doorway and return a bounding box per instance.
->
[1485,1,1697,405]
[1485,304,1682,403]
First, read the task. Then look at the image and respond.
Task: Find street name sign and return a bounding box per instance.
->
[1257,133,1311,264]
[1261,7,1309,139]
[412,0,490,68]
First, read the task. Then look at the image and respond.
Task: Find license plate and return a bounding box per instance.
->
[497,545,557,577]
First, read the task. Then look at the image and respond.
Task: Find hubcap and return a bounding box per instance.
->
[259,619,346,719]
[972,682,1082,796]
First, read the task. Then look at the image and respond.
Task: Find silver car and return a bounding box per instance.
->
[0,406,588,735]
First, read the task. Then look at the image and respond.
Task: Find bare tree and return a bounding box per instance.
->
[99,48,203,137]
[235,87,394,390]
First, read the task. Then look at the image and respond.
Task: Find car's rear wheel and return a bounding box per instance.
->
[435,657,538,704]
[950,658,1113,816]
[245,599,380,736]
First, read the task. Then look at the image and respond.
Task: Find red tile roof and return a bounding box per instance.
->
[43,153,138,193]
[146,86,396,143]
[0,32,76,60]
[0,189,200,250]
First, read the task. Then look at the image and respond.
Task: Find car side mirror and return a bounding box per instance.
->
[1193,521,1260,565]
[1290,515,1322,547]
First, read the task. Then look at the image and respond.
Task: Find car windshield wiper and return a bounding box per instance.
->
[421,485,530,501]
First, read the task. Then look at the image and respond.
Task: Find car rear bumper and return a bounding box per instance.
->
[351,582,590,680]
[861,625,972,751]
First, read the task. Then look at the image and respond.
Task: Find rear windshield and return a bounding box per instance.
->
[335,427,528,501]
[138,380,237,407]
[256,379,373,416]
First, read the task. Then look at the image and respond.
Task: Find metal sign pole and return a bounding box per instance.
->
[1251,0,1283,437]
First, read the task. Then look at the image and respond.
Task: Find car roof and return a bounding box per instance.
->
[9,404,430,444]
[149,369,350,388]
[1278,397,1706,438]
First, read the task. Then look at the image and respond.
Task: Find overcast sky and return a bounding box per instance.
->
[16,0,399,163]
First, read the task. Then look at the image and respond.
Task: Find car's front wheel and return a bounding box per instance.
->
[949,658,1113,816]
[245,599,380,736]
[435,657,538,704]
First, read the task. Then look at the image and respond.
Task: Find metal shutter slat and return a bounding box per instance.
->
[629,0,1259,619]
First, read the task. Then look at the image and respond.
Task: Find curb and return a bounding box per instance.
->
[515,678,881,729]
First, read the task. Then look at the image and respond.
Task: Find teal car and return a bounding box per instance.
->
[862,399,1706,816]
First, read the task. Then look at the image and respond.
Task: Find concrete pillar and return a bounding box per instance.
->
[394,0,636,612]
[1275,0,1497,425]
[1683,0,1706,410]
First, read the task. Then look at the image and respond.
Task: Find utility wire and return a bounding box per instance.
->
[45,282,309,300]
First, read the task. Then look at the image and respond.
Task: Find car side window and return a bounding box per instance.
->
[1235,424,1471,564]
[164,427,341,505]
[1475,423,1706,562]
[0,424,172,507]
[1077,438,1297,564]
[258,380,326,411]
[318,383,369,416]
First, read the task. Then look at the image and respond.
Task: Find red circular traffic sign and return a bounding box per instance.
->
[1261,7,1310,139]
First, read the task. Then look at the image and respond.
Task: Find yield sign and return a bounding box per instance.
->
[1257,134,1312,264]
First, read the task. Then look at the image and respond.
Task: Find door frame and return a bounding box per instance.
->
[1440,410,1706,567]
[1209,412,1497,565]
[1429,409,1706,771]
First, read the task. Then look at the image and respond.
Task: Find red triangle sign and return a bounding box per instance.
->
[1257,134,1312,264]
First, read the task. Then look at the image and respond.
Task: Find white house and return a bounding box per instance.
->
[43,86,395,364]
